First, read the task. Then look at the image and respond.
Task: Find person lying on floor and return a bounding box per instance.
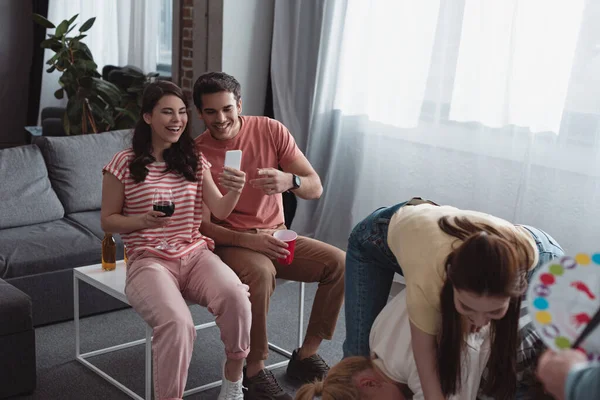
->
[295,286,548,400]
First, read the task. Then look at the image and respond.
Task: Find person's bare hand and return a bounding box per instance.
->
[536,349,588,400]
[140,211,171,229]
[219,167,246,193]
[249,168,292,195]
[243,233,290,259]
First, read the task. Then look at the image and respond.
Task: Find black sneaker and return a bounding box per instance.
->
[243,368,292,400]
[285,349,330,383]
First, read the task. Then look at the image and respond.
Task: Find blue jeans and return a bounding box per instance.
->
[342,202,565,358]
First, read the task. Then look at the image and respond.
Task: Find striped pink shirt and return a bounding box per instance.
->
[103,149,214,259]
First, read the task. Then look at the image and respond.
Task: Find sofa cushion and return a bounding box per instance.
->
[65,210,107,240]
[0,145,64,229]
[0,218,101,279]
[66,211,124,253]
[0,279,32,335]
[36,130,132,214]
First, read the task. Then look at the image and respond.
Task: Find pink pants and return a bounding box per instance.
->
[125,245,251,400]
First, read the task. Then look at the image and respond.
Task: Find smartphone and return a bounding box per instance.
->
[224,149,242,170]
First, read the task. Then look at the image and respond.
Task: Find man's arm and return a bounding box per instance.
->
[249,153,322,200]
[200,207,290,259]
[200,209,247,247]
[280,154,322,200]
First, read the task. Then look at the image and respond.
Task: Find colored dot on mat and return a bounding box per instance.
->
[540,273,556,286]
[533,297,549,310]
[536,311,552,324]
[555,336,571,349]
[575,253,592,266]
[562,257,577,269]
[575,347,587,356]
[549,264,564,276]
[592,253,600,265]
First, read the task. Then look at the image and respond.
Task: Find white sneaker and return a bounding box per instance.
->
[217,360,244,400]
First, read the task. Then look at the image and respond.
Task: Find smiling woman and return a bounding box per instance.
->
[99,80,252,400]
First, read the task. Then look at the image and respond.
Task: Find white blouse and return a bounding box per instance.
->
[369,290,491,400]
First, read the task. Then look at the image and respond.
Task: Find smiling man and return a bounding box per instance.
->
[192,72,345,400]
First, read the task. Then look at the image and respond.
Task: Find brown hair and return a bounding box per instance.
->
[295,356,374,400]
[437,216,533,399]
[130,80,197,183]
[192,71,242,110]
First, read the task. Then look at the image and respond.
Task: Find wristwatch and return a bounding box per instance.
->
[291,174,301,190]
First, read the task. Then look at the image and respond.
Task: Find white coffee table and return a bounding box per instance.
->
[74,261,304,400]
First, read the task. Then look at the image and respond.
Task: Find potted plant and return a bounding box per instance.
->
[33,13,155,135]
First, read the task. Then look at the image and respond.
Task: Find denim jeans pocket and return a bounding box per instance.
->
[367,219,398,263]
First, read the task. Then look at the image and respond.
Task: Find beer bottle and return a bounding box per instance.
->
[102,233,117,271]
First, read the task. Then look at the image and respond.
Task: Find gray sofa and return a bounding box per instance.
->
[0,130,133,327]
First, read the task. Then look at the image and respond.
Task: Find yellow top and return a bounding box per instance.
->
[387,204,538,335]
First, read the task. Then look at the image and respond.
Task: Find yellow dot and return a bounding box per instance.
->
[575,253,591,266]
[536,311,552,324]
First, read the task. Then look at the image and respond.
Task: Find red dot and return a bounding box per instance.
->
[540,273,556,285]
[575,347,587,356]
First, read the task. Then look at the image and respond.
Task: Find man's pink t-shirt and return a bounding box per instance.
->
[195,116,302,230]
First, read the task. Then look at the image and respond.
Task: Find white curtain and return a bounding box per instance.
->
[39,0,161,120]
[272,0,600,254]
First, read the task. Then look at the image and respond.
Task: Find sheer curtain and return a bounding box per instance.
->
[39,0,160,119]
[272,0,600,254]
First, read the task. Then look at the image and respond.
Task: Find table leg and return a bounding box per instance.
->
[74,274,80,357]
[146,324,152,400]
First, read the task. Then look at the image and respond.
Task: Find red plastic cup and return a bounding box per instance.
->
[273,230,297,265]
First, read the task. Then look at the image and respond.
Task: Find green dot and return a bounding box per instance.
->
[555,336,571,349]
[549,264,564,276]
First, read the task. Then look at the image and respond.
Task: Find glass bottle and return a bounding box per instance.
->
[101,233,117,271]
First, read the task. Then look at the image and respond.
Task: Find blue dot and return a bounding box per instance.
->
[592,253,600,265]
[534,297,549,310]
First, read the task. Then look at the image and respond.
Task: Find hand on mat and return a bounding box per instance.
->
[219,167,246,193]
[250,168,292,195]
[244,233,290,259]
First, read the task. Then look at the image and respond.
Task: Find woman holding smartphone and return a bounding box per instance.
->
[101,81,250,400]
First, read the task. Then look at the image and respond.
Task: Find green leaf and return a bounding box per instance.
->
[66,24,78,35]
[67,14,79,25]
[94,104,115,126]
[47,51,63,65]
[72,34,87,42]
[40,38,59,48]
[79,17,96,33]
[54,88,64,99]
[33,13,56,29]
[55,20,69,37]
[46,65,56,73]
[73,42,95,62]
[115,107,138,122]
[79,76,93,90]
[94,78,122,106]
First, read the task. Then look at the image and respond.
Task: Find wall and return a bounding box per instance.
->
[222,0,274,117]
[0,1,33,148]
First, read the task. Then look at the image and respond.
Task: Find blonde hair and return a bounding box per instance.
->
[295,356,374,400]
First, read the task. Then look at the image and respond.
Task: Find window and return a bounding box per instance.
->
[157,0,173,75]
